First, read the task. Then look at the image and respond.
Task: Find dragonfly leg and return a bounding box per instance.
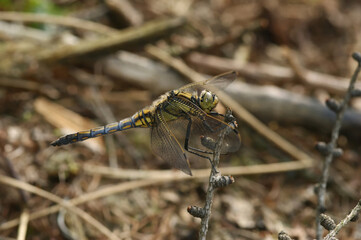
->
[184,116,213,154]
[202,113,228,132]
[184,116,219,173]
[202,119,215,132]
[209,111,224,117]
[207,111,238,132]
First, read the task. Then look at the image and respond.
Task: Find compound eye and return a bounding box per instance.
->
[200,90,218,112]
[201,90,213,103]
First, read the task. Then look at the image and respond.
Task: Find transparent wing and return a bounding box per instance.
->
[177,71,238,93]
[151,109,192,175]
[192,113,241,154]
[177,113,240,154]
[166,97,241,154]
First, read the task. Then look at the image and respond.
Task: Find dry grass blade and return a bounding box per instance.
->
[0,178,163,231]
[0,174,121,240]
[34,97,105,153]
[0,11,119,36]
[2,161,305,231]
[17,209,29,240]
[83,161,314,180]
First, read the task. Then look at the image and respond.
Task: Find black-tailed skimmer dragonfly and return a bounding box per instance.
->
[51,71,241,175]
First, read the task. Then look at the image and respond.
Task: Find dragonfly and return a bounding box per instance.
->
[51,71,241,175]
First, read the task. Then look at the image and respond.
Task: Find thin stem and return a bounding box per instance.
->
[316,54,361,239]
[324,200,361,240]
[199,116,230,240]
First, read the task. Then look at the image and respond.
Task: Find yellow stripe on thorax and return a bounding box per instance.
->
[174,92,204,116]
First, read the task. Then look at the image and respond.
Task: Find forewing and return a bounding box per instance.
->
[166,97,241,154]
[204,114,241,153]
[177,71,237,93]
[151,109,192,175]
[190,113,241,154]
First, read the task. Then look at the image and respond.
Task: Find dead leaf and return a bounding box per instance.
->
[34,97,105,153]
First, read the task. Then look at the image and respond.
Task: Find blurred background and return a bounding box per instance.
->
[0,0,360,239]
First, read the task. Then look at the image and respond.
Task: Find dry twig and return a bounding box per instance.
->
[36,17,185,63]
[324,200,361,240]
[198,111,235,240]
[315,52,361,239]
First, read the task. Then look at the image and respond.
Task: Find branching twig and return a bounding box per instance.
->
[316,52,361,239]
[324,200,361,240]
[198,113,234,240]
[184,112,237,239]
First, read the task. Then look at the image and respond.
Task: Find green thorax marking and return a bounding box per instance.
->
[161,91,203,120]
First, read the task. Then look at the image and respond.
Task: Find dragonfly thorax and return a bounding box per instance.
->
[199,90,219,113]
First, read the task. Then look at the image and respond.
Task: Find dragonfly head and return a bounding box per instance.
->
[199,90,219,113]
